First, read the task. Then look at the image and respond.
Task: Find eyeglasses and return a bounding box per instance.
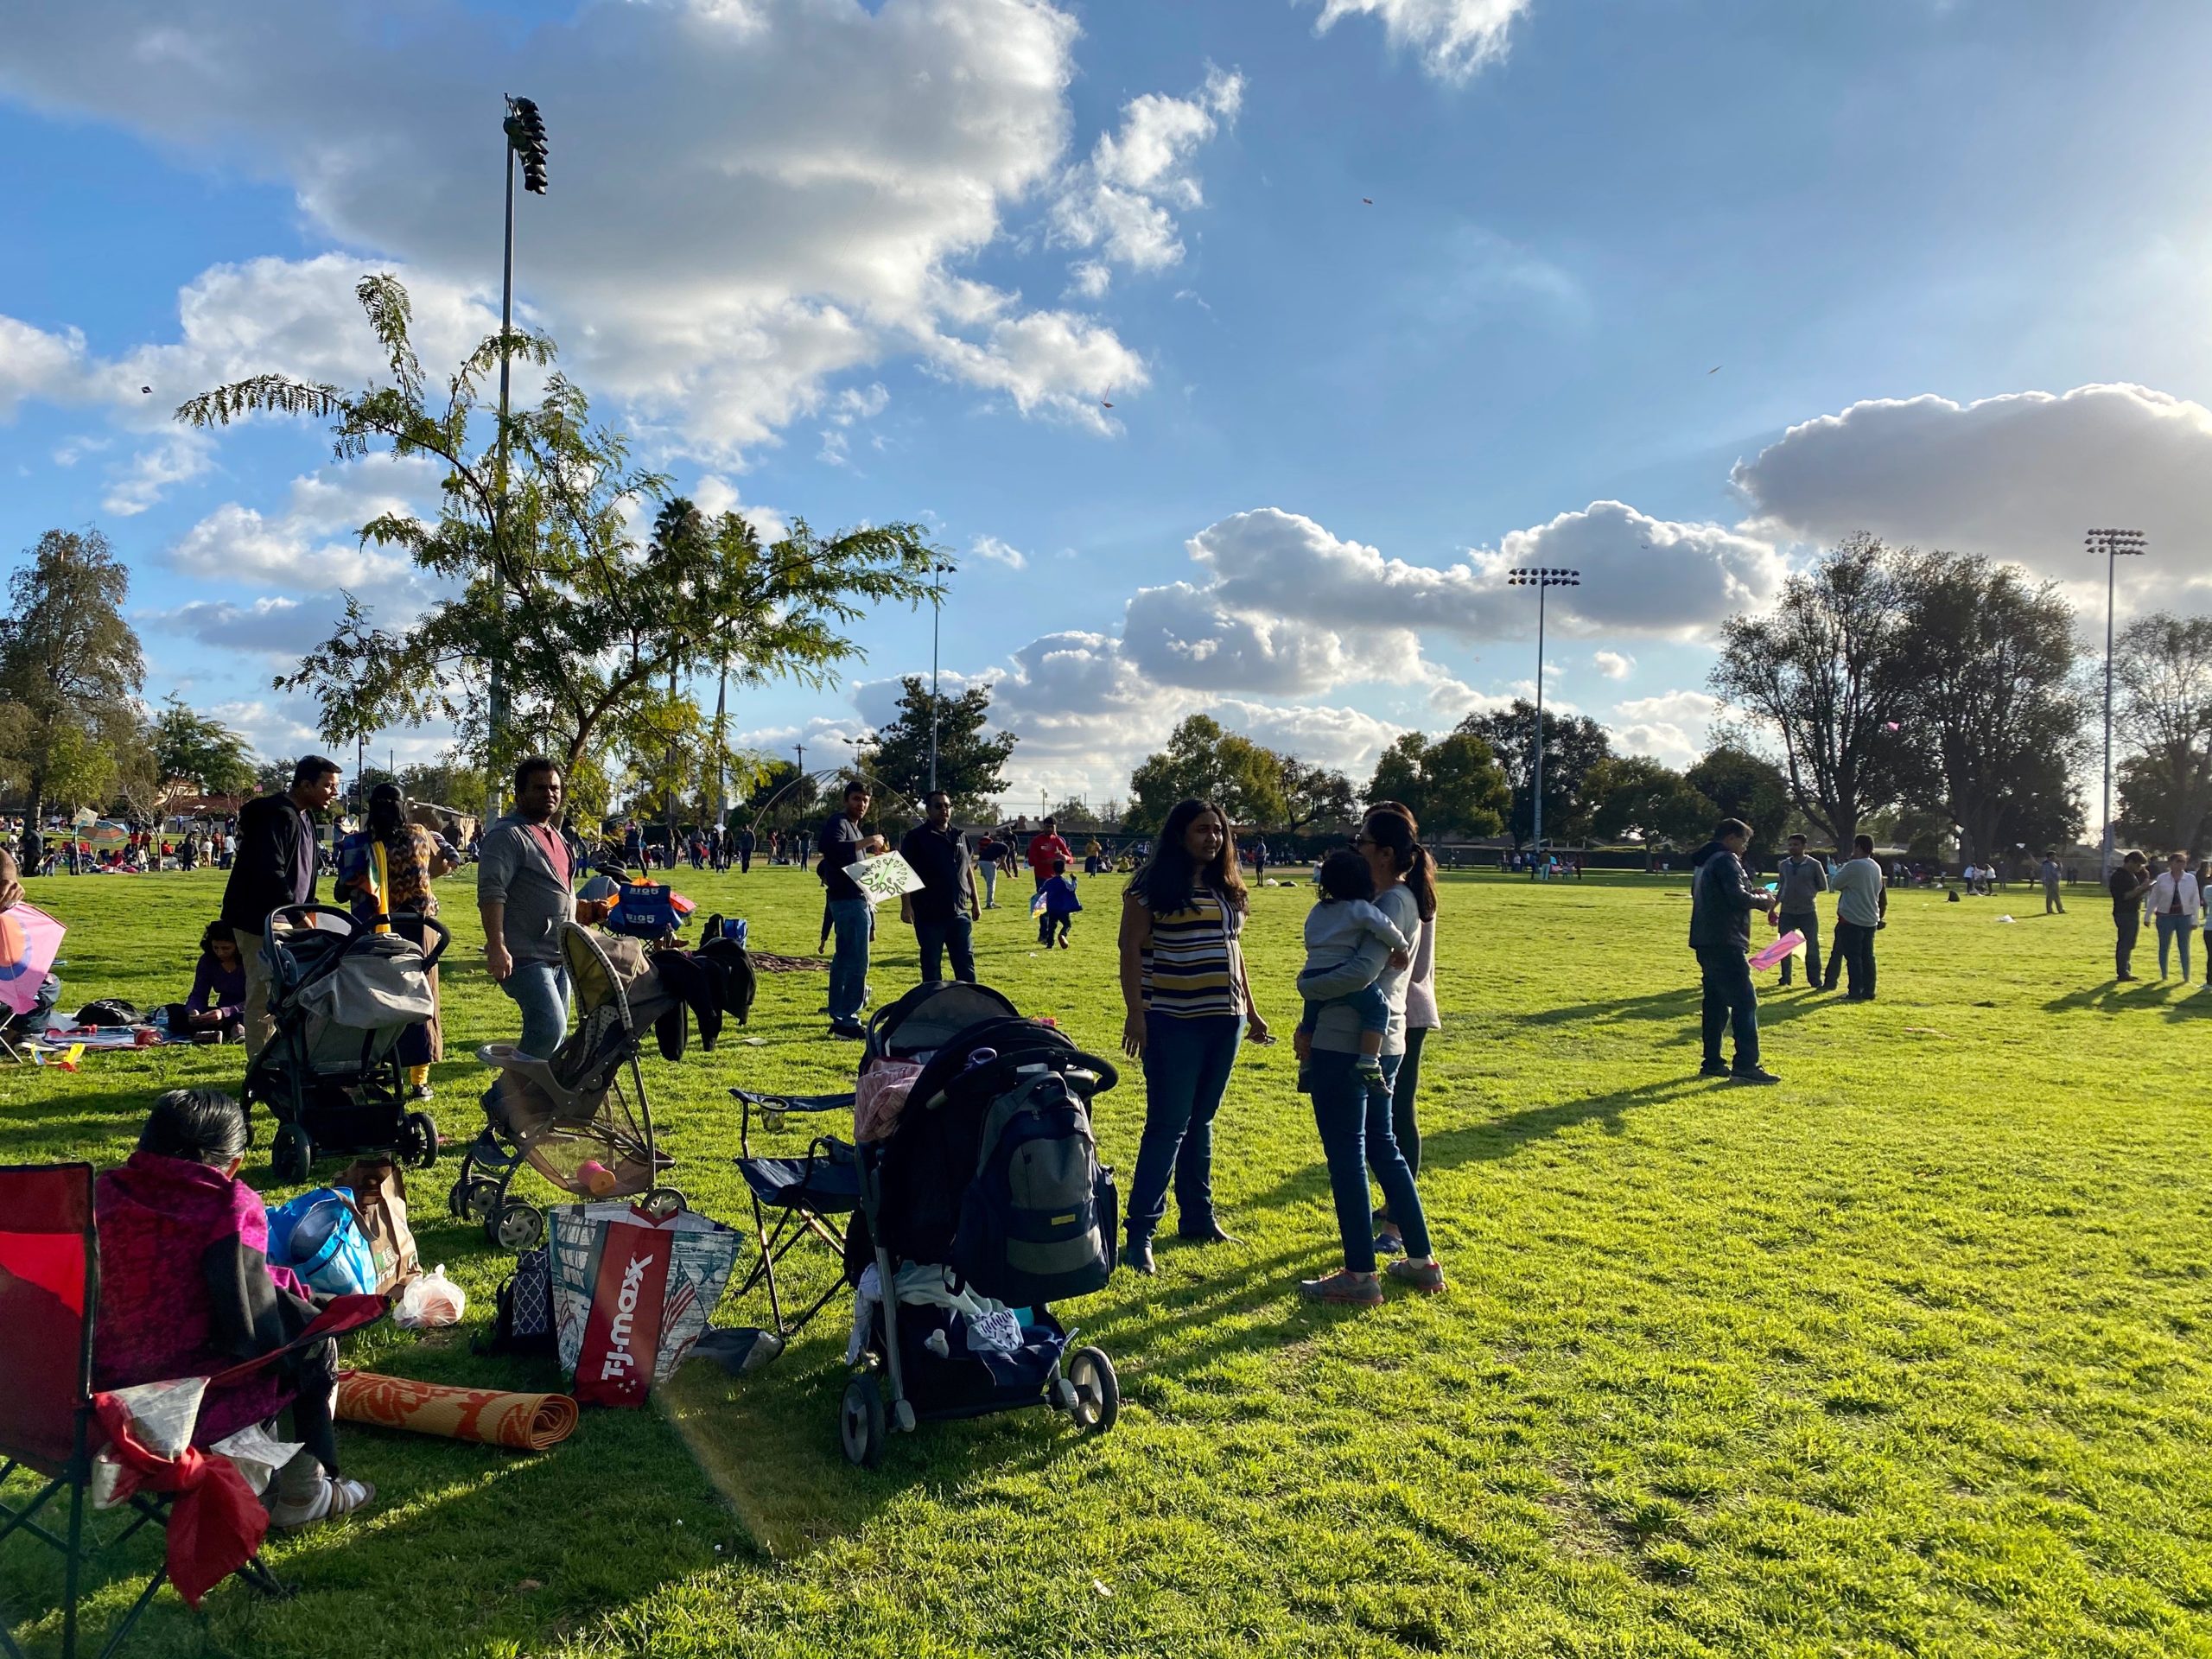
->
[1353,836,1377,849]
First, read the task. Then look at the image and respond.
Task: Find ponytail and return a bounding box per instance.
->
[1362,807,1435,920]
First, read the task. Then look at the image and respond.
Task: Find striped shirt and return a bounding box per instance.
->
[1139,888,1244,1020]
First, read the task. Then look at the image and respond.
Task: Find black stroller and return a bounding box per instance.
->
[242,904,448,1181]
[834,995,1124,1466]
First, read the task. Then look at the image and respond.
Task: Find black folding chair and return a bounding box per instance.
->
[728,1090,862,1353]
[0,1163,287,1659]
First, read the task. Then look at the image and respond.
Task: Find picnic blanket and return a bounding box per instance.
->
[334,1370,578,1451]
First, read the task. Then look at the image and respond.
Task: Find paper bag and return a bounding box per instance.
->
[336,1158,422,1294]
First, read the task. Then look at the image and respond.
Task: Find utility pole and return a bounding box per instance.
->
[487,93,548,830]
[2088,528,2147,876]
[1506,566,1580,853]
[927,560,954,794]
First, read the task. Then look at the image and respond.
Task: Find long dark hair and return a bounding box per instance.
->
[1363,803,1436,921]
[368,783,407,843]
[1128,798,1247,915]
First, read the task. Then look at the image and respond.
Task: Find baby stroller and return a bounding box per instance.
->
[448,922,684,1252]
[243,904,448,1182]
[833,990,1124,1466]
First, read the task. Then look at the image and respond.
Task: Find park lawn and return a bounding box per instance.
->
[4,863,2211,1658]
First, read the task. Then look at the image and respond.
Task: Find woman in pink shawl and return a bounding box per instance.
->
[93,1089,377,1529]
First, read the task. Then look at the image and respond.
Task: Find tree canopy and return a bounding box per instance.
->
[151,698,258,798]
[0,528,146,829]
[855,677,1016,823]
[1125,715,1289,833]
[2111,612,2212,855]
[1455,702,1612,846]
[1584,755,1714,849]
[1365,729,1511,839]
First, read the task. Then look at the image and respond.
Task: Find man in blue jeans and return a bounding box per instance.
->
[1688,817,1780,1084]
[817,781,873,1039]
[899,790,980,984]
[477,758,613,1058]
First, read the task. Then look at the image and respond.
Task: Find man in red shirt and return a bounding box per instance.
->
[1026,817,1073,892]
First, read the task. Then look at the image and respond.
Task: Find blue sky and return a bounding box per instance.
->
[5,0,2212,811]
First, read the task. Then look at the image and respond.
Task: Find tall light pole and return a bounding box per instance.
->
[1506,566,1580,852]
[485,93,548,830]
[2088,528,2147,876]
[927,561,955,794]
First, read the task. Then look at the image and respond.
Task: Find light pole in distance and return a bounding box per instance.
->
[2088,528,2146,876]
[1506,566,1580,854]
[927,561,955,794]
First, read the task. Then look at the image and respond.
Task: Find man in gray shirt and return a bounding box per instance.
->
[2040,853,2065,915]
[1829,834,1888,1001]
[476,756,612,1058]
[1774,832,1827,990]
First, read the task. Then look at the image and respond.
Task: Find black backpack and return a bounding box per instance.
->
[951,1071,1116,1305]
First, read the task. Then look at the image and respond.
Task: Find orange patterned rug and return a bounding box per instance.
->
[334,1370,578,1451]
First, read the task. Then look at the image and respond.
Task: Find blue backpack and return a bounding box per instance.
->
[952,1071,1117,1304]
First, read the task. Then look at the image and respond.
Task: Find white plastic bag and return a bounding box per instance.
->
[393,1263,467,1330]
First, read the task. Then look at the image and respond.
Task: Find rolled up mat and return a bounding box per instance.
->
[334,1370,577,1451]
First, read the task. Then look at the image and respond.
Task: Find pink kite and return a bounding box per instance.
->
[0,902,63,1014]
[1748,930,1803,972]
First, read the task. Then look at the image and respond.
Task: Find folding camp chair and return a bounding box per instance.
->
[727,1089,861,1355]
[0,1163,288,1659]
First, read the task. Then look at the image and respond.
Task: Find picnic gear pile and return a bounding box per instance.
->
[727,979,1124,1465]
[240,903,448,1181]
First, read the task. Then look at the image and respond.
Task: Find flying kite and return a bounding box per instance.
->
[1362,197,1373,205]
[141,386,152,394]
[1102,399,1113,409]
[1707,365,1721,374]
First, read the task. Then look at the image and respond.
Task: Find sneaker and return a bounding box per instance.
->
[1729,1065,1781,1085]
[828,1020,866,1041]
[1298,1269,1383,1306]
[1385,1257,1445,1294]
[1372,1228,1405,1257]
[410,1083,434,1102]
[2116,973,2137,982]
[1698,1059,1732,1078]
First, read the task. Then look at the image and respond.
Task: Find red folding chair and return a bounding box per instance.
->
[0,1163,290,1659]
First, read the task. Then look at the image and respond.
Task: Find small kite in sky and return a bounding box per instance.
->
[1707,365,1721,374]
[1362,197,1374,205]
[141,385,152,393]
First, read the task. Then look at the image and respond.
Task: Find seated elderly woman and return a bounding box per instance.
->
[93,1089,376,1529]
[173,919,246,1040]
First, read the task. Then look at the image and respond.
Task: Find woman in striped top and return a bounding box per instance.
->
[1117,798,1271,1275]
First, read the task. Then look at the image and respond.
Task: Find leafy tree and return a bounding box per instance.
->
[2110,613,2212,855]
[176,276,942,808]
[1456,701,1612,846]
[741,759,818,829]
[1361,729,1510,838]
[1276,754,1358,832]
[1709,533,1917,849]
[1890,551,2089,870]
[1686,744,1791,856]
[1585,755,1714,848]
[855,677,1017,822]
[150,697,258,798]
[398,758,475,809]
[0,529,146,830]
[1126,715,1288,832]
[253,757,299,795]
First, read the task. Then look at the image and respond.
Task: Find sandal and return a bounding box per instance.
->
[269,1475,377,1531]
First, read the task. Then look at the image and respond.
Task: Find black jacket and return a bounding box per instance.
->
[1688,839,1763,952]
[219,791,320,933]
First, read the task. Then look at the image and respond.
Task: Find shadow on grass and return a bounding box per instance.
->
[2044,978,2212,1017]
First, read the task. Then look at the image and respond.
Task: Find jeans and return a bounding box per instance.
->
[1777,910,1819,987]
[1302,983,1389,1044]
[740,849,752,874]
[1834,919,1878,998]
[501,957,569,1058]
[1310,1051,1431,1274]
[2156,912,2194,978]
[827,896,873,1022]
[1127,1012,1242,1241]
[2044,880,2064,915]
[979,862,997,907]
[912,913,976,983]
[2115,909,2140,976]
[1694,944,1759,1070]
[1391,1025,1429,1180]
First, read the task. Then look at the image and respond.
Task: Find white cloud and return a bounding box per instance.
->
[167,455,440,596]
[1303,0,1533,82]
[1065,262,1111,302]
[103,430,214,516]
[969,534,1028,571]
[691,474,788,543]
[152,595,318,658]
[0,0,1168,463]
[0,316,90,417]
[1731,383,2212,602]
[1610,690,1722,769]
[1051,67,1243,276]
[1592,649,1633,679]
[1476,501,1788,638]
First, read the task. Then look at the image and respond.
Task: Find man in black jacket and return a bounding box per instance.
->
[1688,817,1780,1084]
[220,756,342,1060]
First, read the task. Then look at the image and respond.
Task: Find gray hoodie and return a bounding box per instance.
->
[1775,852,1827,912]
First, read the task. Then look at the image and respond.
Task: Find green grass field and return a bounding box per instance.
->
[4,863,2210,1658]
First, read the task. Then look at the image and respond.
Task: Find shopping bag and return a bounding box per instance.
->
[335,1158,422,1294]
[550,1204,744,1408]
[265,1188,379,1297]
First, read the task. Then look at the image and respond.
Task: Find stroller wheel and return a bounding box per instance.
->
[641,1186,686,1218]
[1065,1346,1119,1434]
[840,1372,887,1468]
[489,1199,545,1252]
[399,1110,440,1169]
[271,1122,313,1184]
[457,1177,505,1224]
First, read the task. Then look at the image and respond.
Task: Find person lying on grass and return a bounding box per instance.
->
[93,1088,377,1529]
[1294,849,1412,1092]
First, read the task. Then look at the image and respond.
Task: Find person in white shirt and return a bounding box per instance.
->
[2144,851,2202,981]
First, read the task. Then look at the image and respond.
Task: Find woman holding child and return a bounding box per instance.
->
[1117,798,1269,1275]
[1291,808,1444,1305]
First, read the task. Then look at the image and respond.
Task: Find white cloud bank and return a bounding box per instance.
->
[1302,0,1534,82]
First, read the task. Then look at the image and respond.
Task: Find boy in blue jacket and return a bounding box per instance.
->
[1034,859,1082,947]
